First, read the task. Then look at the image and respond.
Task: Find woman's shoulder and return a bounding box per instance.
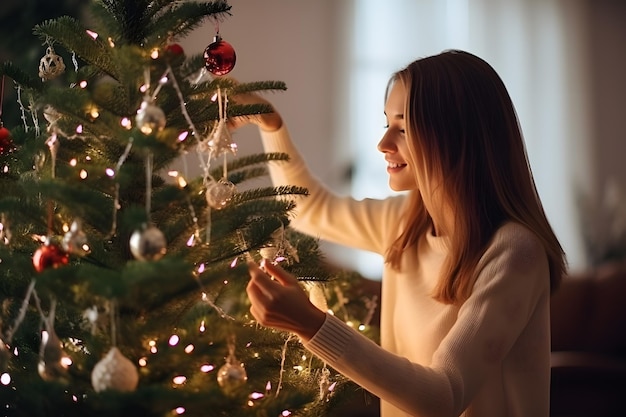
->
[481,221,549,272]
[493,221,543,247]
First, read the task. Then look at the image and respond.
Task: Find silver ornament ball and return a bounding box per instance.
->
[129,226,167,261]
[62,220,89,256]
[136,101,166,135]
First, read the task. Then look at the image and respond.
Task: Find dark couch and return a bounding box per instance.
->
[550,261,626,417]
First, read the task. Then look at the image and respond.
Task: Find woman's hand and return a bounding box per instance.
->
[228,90,283,132]
[247,260,326,341]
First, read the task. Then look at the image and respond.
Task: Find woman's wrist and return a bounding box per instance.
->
[296,307,326,342]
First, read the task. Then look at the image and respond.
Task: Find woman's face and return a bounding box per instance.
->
[377,81,417,192]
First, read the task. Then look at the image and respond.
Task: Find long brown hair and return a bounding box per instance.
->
[385,50,566,304]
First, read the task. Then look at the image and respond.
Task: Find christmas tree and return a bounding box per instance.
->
[0,1,378,416]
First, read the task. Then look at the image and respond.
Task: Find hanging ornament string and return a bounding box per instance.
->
[106,138,134,239]
[15,83,28,132]
[145,152,153,223]
[30,95,40,137]
[45,133,59,237]
[4,280,37,345]
[275,333,295,397]
[140,67,154,223]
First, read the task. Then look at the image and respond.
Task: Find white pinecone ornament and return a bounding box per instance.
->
[91,347,139,392]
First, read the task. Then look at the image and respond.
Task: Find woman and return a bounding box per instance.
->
[241,50,566,417]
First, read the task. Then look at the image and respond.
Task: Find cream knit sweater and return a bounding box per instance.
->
[260,125,551,417]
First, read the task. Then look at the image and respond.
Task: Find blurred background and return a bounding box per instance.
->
[2,0,625,279]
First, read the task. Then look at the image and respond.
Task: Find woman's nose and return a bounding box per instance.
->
[377,130,395,153]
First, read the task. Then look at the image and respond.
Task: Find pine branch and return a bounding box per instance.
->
[146,1,233,46]
[0,62,44,92]
[210,151,290,178]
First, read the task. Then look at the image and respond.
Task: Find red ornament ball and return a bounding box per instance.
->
[0,127,16,155]
[33,243,69,273]
[203,36,236,76]
[164,43,185,58]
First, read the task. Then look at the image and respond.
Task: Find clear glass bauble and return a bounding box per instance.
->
[216,360,247,394]
[206,179,236,209]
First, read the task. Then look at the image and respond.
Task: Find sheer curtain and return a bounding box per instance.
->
[330,0,589,279]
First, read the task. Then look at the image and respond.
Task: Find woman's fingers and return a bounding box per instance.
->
[260,259,299,286]
[246,260,325,339]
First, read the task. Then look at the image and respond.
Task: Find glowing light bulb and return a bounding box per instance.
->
[172,375,186,385]
[178,131,189,142]
[0,373,11,385]
[200,364,214,373]
[168,335,179,346]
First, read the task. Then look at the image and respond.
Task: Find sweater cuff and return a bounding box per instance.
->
[304,313,354,363]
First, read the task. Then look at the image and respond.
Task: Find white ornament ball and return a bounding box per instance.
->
[91,347,139,392]
[129,226,167,261]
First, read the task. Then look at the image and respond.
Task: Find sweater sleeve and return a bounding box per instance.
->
[260,124,406,255]
[303,223,551,417]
